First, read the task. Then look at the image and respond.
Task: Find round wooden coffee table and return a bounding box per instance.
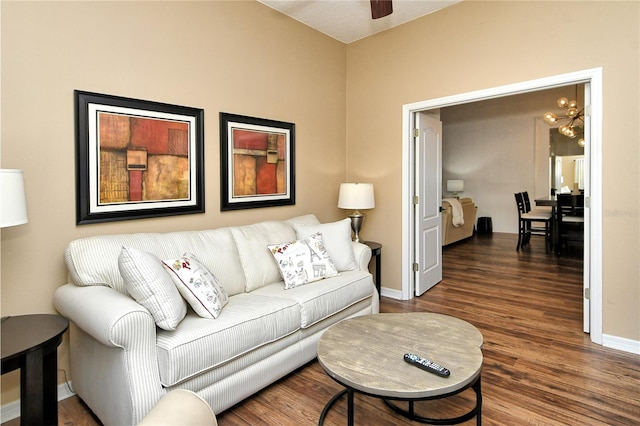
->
[317,313,483,425]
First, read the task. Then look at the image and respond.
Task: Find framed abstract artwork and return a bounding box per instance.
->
[75,90,204,224]
[219,112,295,211]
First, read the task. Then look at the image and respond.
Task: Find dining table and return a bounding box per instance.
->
[533,195,557,208]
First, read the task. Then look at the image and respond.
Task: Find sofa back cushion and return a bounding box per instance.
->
[293,218,358,272]
[65,228,247,297]
[231,221,296,292]
[231,215,321,292]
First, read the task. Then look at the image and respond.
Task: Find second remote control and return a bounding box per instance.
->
[404,353,451,377]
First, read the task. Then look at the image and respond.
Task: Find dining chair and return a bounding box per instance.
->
[515,192,552,251]
[522,191,554,237]
[555,193,585,255]
[522,191,552,215]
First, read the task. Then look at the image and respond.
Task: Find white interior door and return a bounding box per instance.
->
[414,111,442,296]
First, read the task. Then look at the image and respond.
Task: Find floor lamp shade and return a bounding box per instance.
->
[1,169,29,228]
[338,183,375,242]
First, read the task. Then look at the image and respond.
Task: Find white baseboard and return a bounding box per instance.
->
[0,381,75,423]
[602,334,640,355]
[380,286,404,300]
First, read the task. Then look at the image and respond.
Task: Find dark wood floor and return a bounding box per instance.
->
[6,233,640,425]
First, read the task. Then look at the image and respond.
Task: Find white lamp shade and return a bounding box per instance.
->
[338,183,375,210]
[446,179,464,193]
[1,169,29,227]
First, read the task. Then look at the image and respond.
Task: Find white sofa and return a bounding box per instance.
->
[54,214,379,425]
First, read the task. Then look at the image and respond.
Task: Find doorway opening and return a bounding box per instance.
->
[401,68,603,345]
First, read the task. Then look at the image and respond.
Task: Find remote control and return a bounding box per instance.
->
[404,353,450,377]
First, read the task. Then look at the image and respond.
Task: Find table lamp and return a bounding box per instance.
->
[338,183,375,243]
[446,179,464,198]
[1,169,29,228]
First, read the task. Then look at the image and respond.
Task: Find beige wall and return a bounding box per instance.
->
[0,0,347,404]
[346,1,639,339]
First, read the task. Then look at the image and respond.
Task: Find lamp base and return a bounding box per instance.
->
[348,211,366,243]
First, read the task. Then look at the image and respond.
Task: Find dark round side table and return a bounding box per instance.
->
[364,241,382,298]
[1,314,69,426]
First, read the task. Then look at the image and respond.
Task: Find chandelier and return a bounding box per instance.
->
[543,93,585,146]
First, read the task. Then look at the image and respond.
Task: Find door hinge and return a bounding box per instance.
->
[585,196,590,208]
[584,288,590,300]
[413,128,419,138]
[585,104,592,116]
[413,195,419,205]
[413,263,419,272]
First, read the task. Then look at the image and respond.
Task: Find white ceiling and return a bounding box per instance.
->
[257,0,462,44]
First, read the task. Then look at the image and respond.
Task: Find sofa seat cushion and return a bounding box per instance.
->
[251,270,374,329]
[156,293,300,386]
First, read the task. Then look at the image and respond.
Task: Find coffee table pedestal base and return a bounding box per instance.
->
[384,375,481,425]
[318,375,481,426]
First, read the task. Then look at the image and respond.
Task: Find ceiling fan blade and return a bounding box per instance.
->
[370,0,393,19]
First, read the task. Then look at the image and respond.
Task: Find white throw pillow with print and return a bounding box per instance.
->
[294,218,358,272]
[268,233,338,289]
[163,254,229,319]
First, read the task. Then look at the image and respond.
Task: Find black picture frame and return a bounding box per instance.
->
[220,112,295,211]
[75,90,204,224]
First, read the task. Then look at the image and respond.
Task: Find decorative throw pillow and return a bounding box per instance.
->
[294,218,358,272]
[118,246,187,331]
[162,254,229,319]
[268,233,338,289]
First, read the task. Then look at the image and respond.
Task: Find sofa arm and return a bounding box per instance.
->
[54,284,156,347]
[54,283,165,424]
[352,241,372,271]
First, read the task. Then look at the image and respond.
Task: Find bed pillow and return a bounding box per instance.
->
[268,233,338,289]
[294,218,358,271]
[118,246,187,331]
[163,254,229,319]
